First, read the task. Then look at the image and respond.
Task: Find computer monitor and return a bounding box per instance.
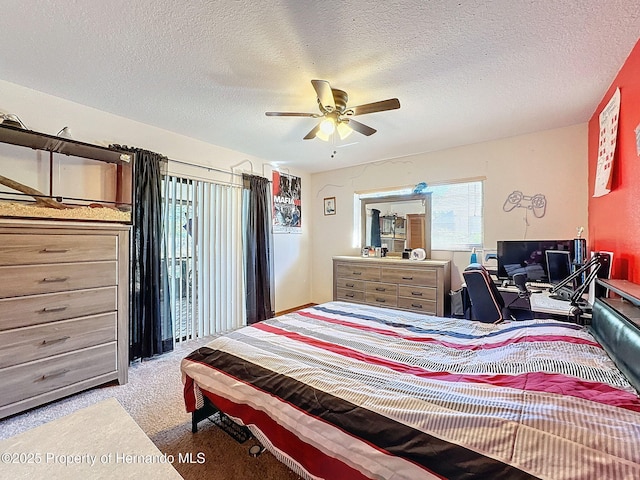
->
[545,250,572,285]
[497,240,573,281]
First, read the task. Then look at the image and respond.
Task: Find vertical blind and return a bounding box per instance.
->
[162,175,245,343]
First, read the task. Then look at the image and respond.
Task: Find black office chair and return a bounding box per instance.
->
[462,263,510,323]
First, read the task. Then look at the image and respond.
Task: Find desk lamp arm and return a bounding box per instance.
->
[549,254,601,295]
[570,262,601,306]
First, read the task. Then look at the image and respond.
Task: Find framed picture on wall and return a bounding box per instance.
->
[324,197,336,216]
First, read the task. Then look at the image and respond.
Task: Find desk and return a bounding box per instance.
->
[530,291,581,317]
[499,286,586,323]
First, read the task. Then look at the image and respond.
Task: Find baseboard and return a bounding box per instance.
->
[275,303,317,317]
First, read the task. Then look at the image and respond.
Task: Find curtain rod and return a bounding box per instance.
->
[168,157,258,178]
[164,171,243,188]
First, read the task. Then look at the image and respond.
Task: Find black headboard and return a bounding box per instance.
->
[589,297,640,393]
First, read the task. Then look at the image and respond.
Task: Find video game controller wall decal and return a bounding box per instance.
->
[502,190,547,218]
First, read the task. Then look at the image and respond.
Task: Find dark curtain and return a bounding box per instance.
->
[243,174,274,324]
[112,145,173,360]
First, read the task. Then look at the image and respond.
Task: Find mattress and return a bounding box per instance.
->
[181,301,640,480]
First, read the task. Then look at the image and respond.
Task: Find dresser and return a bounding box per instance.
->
[333,256,451,317]
[0,220,129,419]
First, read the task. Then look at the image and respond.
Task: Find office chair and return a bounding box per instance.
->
[462,263,510,323]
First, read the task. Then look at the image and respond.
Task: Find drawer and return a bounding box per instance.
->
[0,287,117,331]
[0,313,117,368]
[365,291,397,307]
[365,282,398,296]
[0,261,117,298]
[0,234,117,266]
[335,263,380,281]
[0,343,116,408]
[335,278,365,290]
[381,267,437,286]
[398,285,437,302]
[397,297,437,315]
[336,288,365,303]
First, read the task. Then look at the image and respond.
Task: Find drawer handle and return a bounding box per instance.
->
[375,298,386,303]
[41,305,69,313]
[345,283,355,288]
[36,369,70,382]
[352,272,362,276]
[41,336,71,346]
[42,277,70,283]
[411,292,423,296]
[412,303,423,309]
[41,248,70,253]
[402,276,414,280]
[346,293,355,298]
[375,287,386,292]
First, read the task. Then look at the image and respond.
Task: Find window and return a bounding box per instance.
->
[356,180,483,251]
[430,181,483,250]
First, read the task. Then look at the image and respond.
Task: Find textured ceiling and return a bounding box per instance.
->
[0,1,639,173]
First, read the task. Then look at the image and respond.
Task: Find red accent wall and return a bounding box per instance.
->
[588,39,640,282]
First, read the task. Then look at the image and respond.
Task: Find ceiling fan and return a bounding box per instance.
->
[265,80,400,140]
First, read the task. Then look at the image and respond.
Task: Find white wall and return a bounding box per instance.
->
[1,79,590,311]
[310,123,589,303]
[0,79,311,312]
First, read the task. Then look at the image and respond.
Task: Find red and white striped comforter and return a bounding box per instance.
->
[181,301,640,480]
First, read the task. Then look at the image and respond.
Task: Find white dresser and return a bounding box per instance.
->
[0,220,129,419]
[333,256,451,317]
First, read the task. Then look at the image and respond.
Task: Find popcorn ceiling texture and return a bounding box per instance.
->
[0,1,639,173]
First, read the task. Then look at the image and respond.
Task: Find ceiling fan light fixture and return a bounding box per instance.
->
[337,121,353,140]
[319,118,336,136]
[315,129,330,142]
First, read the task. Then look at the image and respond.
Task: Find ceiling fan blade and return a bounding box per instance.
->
[303,123,321,140]
[347,119,377,136]
[265,112,318,117]
[311,80,335,112]
[348,98,400,116]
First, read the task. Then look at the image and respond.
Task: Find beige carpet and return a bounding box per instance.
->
[0,337,302,480]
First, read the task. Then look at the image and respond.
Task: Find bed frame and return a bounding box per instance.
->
[191,395,253,443]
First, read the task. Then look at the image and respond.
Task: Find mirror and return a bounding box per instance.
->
[361,193,432,257]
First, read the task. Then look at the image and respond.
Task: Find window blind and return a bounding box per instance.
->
[430,181,483,250]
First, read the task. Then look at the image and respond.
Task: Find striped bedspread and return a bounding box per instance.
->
[181,301,640,480]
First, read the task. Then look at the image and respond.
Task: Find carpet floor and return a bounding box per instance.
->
[0,337,302,480]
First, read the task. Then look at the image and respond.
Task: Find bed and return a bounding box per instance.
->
[181,300,640,479]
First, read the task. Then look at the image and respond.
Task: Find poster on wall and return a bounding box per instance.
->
[272,171,301,234]
[593,87,621,198]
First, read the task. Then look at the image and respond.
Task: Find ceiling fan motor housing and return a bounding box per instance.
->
[318,88,349,114]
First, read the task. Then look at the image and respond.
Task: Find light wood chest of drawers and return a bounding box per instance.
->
[0,220,129,419]
[333,256,451,316]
